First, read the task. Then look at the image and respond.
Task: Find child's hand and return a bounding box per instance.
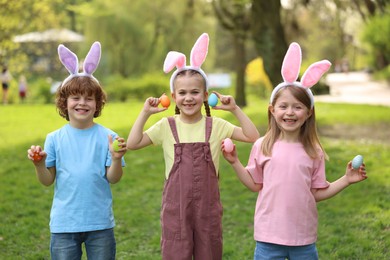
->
[27,145,46,165]
[221,140,238,164]
[211,91,237,111]
[143,95,168,115]
[345,161,368,184]
[109,135,127,158]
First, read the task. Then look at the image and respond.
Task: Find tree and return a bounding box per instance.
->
[73,0,214,78]
[0,0,64,74]
[211,0,251,107]
[250,0,288,88]
[354,0,389,70]
[361,6,390,70]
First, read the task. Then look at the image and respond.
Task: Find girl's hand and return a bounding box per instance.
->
[345,161,368,184]
[109,135,127,159]
[221,140,238,164]
[143,95,168,115]
[27,145,46,165]
[211,91,237,111]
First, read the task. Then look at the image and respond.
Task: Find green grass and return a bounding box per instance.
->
[0,98,389,259]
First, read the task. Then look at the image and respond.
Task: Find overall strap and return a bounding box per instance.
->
[205,116,212,142]
[168,117,180,143]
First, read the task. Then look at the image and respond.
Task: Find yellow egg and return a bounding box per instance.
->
[160,94,170,108]
[113,139,120,152]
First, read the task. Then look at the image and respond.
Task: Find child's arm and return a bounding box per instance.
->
[127,97,166,150]
[222,142,262,192]
[212,92,259,142]
[106,135,127,184]
[28,145,56,186]
[311,162,367,202]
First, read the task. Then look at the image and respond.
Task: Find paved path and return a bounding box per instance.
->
[315,71,390,107]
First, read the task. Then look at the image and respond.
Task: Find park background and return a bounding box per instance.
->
[1,0,389,259]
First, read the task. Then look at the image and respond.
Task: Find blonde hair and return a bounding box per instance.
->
[261,86,328,160]
[172,69,211,117]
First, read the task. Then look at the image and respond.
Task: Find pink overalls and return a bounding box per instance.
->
[161,117,223,260]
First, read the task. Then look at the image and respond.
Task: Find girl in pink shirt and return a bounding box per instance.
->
[222,42,367,260]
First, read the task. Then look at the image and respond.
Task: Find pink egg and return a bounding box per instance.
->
[224,138,234,153]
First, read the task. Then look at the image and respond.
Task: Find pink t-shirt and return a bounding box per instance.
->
[246,138,329,246]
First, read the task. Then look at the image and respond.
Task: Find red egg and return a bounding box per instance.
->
[224,138,234,153]
[33,151,43,162]
[160,94,170,108]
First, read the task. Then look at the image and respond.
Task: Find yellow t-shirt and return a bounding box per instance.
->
[146,115,235,179]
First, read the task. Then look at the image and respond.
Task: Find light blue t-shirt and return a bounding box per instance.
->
[44,123,125,233]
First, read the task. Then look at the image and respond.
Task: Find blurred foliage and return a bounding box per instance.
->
[246,58,273,98]
[0,0,66,74]
[361,5,390,72]
[0,0,389,105]
[103,72,169,102]
[22,72,169,104]
[77,0,215,77]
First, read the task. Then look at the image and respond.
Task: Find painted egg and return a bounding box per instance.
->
[208,93,218,107]
[160,94,170,108]
[224,138,234,153]
[33,151,43,162]
[352,155,364,169]
[112,139,121,152]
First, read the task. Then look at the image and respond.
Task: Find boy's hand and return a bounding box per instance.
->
[221,140,238,164]
[211,91,237,111]
[109,135,127,158]
[345,161,368,184]
[27,145,47,165]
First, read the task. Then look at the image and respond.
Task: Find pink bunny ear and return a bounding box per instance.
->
[190,33,209,68]
[301,60,332,88]
[83,42,101,75]
[281,42,301,83]
[58,44,79,75]
[163,51,186,73]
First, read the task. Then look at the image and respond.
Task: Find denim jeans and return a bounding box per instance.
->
[254,241,318,260]
[50,228,116,260]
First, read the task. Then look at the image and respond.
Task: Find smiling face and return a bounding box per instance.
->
[66,94,97,128]
[172,71,208,123]
[55,77,106,128]
[270,87,312,141]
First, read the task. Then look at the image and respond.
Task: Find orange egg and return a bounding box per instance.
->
[160,94,170,108]
[33,151,43,162]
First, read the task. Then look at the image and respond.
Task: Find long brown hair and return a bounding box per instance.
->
[55,77,107,121]
[172,69,211,117]
[261,86,328,159]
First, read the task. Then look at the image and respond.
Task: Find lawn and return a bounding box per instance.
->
[0,98,389,259]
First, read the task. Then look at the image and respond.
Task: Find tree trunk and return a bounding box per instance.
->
[233,34,247,106]
[250,0,287,88]
[211,0,250,107]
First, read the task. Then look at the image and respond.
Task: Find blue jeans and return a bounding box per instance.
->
[254,241,318,260]
[50,228,116,260]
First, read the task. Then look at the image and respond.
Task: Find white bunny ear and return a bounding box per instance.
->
[83,41,101,75]
[190,33,209,68]
[163,51,186,73]
[281,42,301,83]
[301,60,332,88]
[58,44,79,75]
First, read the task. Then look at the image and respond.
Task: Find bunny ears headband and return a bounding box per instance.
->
[270,42,331,108]
[58,41,101,86]
[163,33,209,92]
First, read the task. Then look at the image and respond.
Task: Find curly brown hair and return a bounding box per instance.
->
[55,77,107,121]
